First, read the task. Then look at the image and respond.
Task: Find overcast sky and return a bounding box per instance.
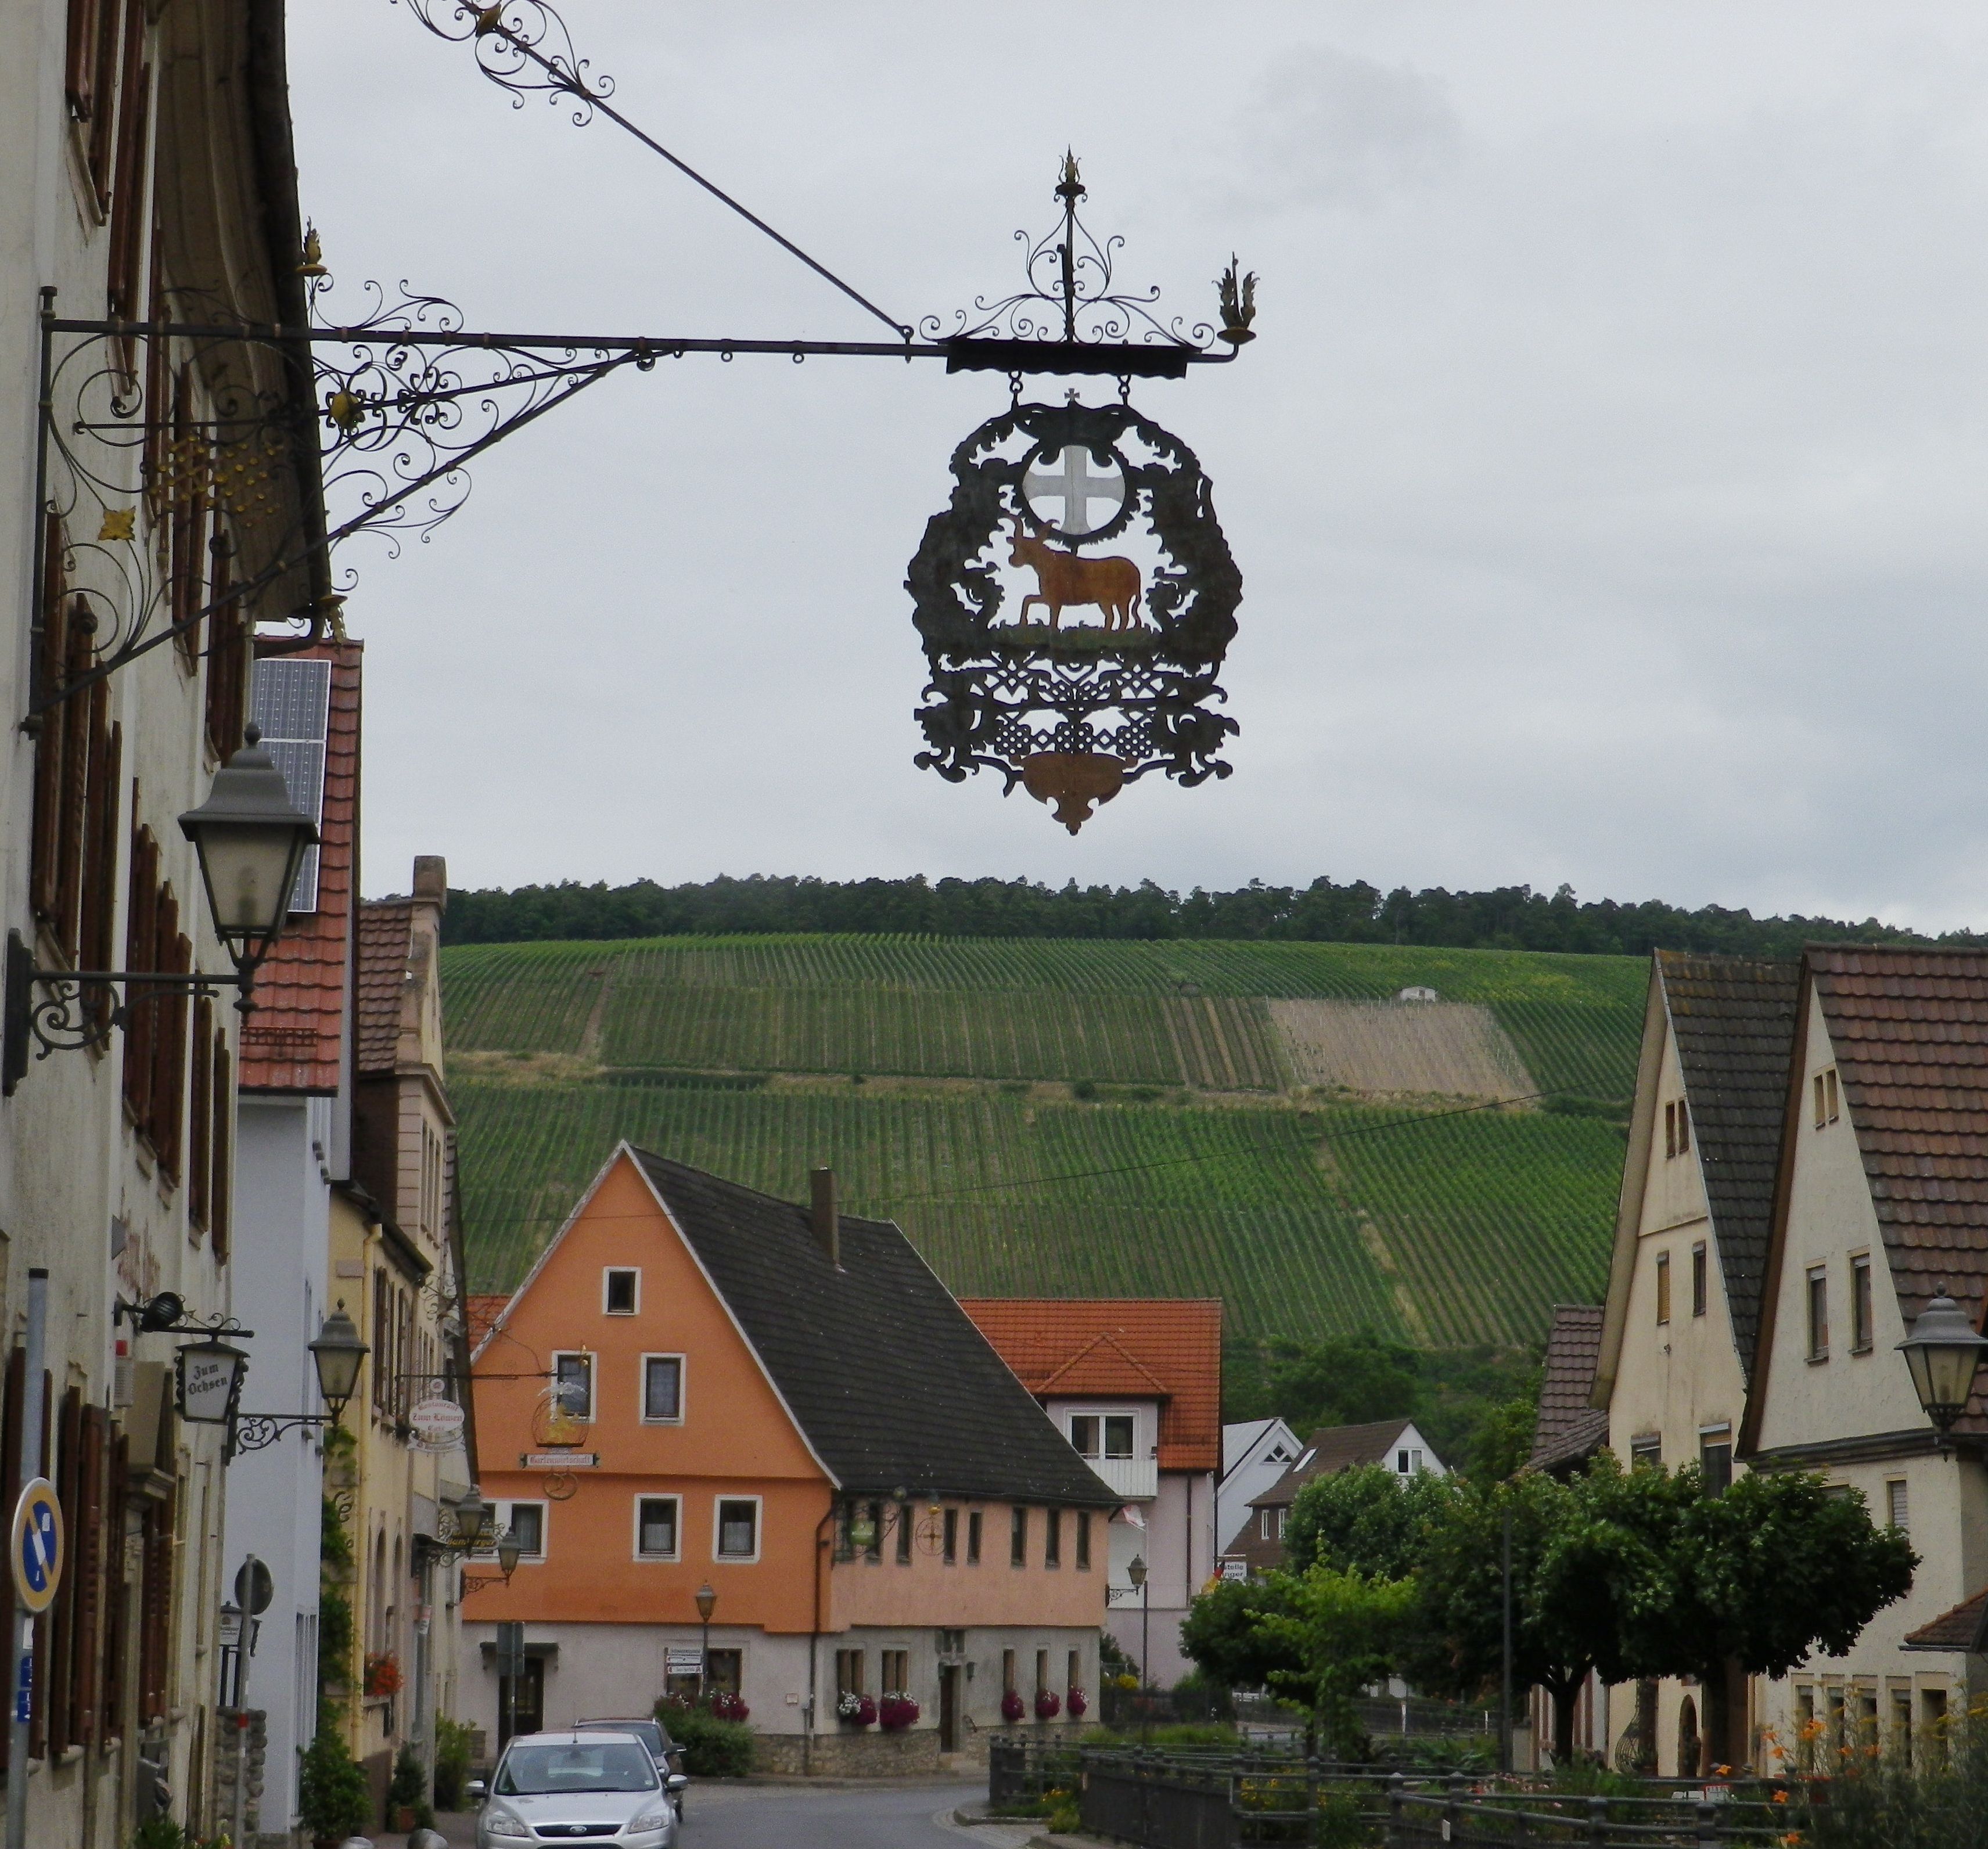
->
[285,4,1988,929]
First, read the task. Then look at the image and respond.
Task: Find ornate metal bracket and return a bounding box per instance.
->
[459,1567,516,1596]
[2,929,246,1096]
[114,1292,253,1339]
[226,1411,333,1459]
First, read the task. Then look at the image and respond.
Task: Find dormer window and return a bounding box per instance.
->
[1665,1100,1691,1159]
[1069,1415,1135,1460]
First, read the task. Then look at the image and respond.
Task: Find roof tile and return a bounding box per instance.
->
[1527,1303,1608,1471]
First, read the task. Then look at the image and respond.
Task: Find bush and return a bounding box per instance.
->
[387,1741,427,1825]
[655,1699,756,1777]
[299,1724,371,1841]
[434,1714,474,1811]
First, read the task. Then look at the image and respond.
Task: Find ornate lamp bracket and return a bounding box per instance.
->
[225,1411,333,1461]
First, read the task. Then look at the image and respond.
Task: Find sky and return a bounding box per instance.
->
[284,4,1988,929]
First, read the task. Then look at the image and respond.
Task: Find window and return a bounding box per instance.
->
[604,1269,639,1315]
[880,1650,908,1694]
[634,1497,680,1560]
[1923,1688,1949,1765]
[943,1508,958,1565]
[641,1355,684,1423]
[1665,1099,1691,1159]
[896,1503,912,1566]
[483,1501,545,1560]
[1275,1506,1288,1538]
[1076,1512,1091,1570]
[1893,1691,1914,1768]
[1001,1649,1016,1693]
[863,1501,883,1564]
[1851,1255,1874,1354]
[250,657,330,909]
[1104,1416,1135,1459]
[1699,1426,1732,1494]
[1070,1415,1099,1457]
[1807,1265,1830,1361]
[1260,1509,1272,1540]
[1656,1251,1671,1326]
[1070,1413,1136,1459]
[553,1351,594,1421]
[967,1511,982,1565]
[1814,1069,1840,1128]
[1396,1449,1410,1473]
[1067,1649,1081,1696]
[1692,1242,1707,1318]
[1010,1507,1027,1567]
[1630,1434,1662,1469]
[1886,1479,1908,1534]
[835,1649,865,1696]
[1045,1509,1062,1569]
[938,1629,965,1656]
[1036,1649,1049,1695]
[714,1498,760,1562]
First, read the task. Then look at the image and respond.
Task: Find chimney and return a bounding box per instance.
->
[412,855,448,913]
[810,1165,840,1268]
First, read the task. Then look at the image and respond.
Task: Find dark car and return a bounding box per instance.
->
[575,1718,687,1815]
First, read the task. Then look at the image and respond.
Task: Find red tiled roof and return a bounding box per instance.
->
[355,899,414,1076]
[1903,1585,1988,1653]
[239,642,360,1093]
[958,1298,1222,1472]
[1527,1304,1608,1473]
[1808,947,1988,1431]
[466,1294,509,1351]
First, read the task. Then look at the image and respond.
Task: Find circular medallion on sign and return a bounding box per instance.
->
[542,1470,579,1502]
[410,1395,468,1452]
[914,1512,947,1555]
[1021,443,1130,543]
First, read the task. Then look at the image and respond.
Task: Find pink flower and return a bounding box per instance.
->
[1035,1689,1062,1720]
[1001,1690,1026,1724]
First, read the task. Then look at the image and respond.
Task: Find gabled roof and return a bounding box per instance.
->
[956,1299,1223,1472]
[1248,1418,1423,1508]
[355,899,414,1075]
[628,1152,1117,1505]
[1751,946,1988,1437]
[1223,1417,1299,1480]
[1659,952,1801,1375]
[238,641,360,1093]
[1903,1587,1988,1654]
[1527,1304,1608,1473]
[465,1293,508,1351]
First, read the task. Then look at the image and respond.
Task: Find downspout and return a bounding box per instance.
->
[808,1498,837,1774]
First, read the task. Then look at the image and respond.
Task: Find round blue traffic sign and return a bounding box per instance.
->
[11,1479,63,1614]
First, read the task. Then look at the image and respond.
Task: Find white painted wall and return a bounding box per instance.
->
[1216,1418,1300,1552]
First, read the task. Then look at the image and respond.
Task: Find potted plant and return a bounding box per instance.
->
[1034,1688,1062,1721]
[837,1690,877,1727]
[387,1742,427,1833]
[1066,1686,1088,1719]
[363,1650,404,1699]
[878,1693,919,1731]
[299,1724,370,1848]
[1000,1689,1026,1724]
[710,1688,750,1722]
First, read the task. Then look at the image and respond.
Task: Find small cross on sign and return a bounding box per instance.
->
[1023,445,1127,538]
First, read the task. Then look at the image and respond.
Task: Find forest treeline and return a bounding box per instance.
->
[437,872,1975,956]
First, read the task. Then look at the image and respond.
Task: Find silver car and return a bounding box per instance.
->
[470,1730,684,1848]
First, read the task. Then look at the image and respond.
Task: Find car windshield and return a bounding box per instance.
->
[578,1720,666,1757]
[497,1742,658,1795]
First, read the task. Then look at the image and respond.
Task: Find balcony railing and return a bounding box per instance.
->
[1085,1455,1158,1499]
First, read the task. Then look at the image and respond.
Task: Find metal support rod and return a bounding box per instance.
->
[1500,1506,1514,1775]
[5,1270,48,1849]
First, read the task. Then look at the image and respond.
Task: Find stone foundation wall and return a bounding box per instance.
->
[753,1726,943,1777]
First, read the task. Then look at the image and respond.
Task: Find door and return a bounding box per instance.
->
[498,1659,544,1748]
[939,1665,959,1752]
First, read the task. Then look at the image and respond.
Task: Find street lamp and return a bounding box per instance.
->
[1899,1288,1988,1444]
[3,726,318,1091]
[307,1301,368,1423]
[1127,1553,1149,1741]
[695,1582,717,1704]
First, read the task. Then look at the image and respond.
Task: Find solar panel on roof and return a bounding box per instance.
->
[250,657,332,912]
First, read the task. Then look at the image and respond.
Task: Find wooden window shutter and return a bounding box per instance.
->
[81,715,122,983]
[30,537,71,925]
[188,998,213,1231]
[71,1407,107,1747]
[104,8,149,321]
[98,1434,128,1740]
[83,0,124,204]
[47,1388,82,1757]
[210,1037,232,1264]
[65,0,103,122]
[168,367,203,664]
[204,534,246,761]
[52,607,97,957]
[121,823,158,1125]
[149,898,188,1178]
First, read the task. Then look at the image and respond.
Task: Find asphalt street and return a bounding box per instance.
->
[681,1779,1033,1849]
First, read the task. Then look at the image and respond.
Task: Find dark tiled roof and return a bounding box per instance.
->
[1658,951,1801,1378]
[1527,1304,1607,1472]
[239,642,361,1093]
[355,900,414,1075]
[1810,945,1988,1432]
[632,1150,1117,1506]
[957,1299,1223,1472]
[1249,1418,1419,1510]
[1903,1587,1988,1653]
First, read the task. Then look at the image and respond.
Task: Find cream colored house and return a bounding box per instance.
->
[1590,951,1799,1774]
[1738,947,1988,1760]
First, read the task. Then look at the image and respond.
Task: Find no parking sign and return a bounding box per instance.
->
[11,1479,62,1616]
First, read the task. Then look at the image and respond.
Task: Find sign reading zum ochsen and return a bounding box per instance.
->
[519,1453,599,1469]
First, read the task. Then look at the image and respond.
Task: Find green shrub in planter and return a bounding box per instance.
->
[299,1724,371,1841]
[655,1699,756,1778]
[433,1714,474,1811]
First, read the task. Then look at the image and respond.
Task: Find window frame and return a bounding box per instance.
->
[967,1510,982,1566]
[603,1268,641,1315]
[1009,1506,1027,1569]
[487,1499,547,1563]
[551,1350,595,1422]
[632,1494,682,1562]
[1044,1508,1062,1569]
[1655,1250,1671,1326]
[713,1495,763,1564]
[1849,1253,1874,1355]
[639,1352,686,1425]
[1807,1264,1830,1362]
[1691,1242,1707,1319]
[1885,1477,1908,1534]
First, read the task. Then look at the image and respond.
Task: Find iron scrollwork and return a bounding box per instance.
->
[908,398,1242,832]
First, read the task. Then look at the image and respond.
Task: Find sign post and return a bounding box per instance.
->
[230,1555,272,1849]
[495,1621,524,1752]
[4,1270,51,1849]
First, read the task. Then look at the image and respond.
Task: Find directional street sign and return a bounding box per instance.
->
[10,1479,62,1616]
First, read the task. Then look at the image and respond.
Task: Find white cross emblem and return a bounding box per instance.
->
[1023,445,1127,538]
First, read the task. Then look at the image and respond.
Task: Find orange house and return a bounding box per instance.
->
[464,1146,1116,1771]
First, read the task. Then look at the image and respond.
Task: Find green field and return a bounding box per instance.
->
[444,934,1641,1348]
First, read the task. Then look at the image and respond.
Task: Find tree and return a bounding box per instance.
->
[1263,1331,1423,1432]
[1178,1575,1306,1692]
[1467,1394,1540,1481]
[1284,1463,1460,1579]
[1251,1565,1419,1757]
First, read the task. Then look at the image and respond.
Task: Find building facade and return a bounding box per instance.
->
[1227,1418,1448,1579]
[464,1150,1116,1772]
[1217,1418,1302,1558]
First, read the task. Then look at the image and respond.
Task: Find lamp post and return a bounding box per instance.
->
[1127,1553,1149,1743]
[1899,1288,1988,1449]
[227,1303,371,1457]
[4,726,317,1091]
[695,1582,717,1706]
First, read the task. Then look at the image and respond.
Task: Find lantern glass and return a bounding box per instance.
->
[178,728,318,963]
[1127,1553,1147,1591]
[1897,1292,1988,1430]
[695,1582,717,1622]
[309,1303,368,1417]
[177,1339,247,1424]
[498,1536,523,1576]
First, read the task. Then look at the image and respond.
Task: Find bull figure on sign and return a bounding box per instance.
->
[1007,519,1142,633]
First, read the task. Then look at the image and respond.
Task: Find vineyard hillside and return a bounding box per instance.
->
[443,934,1644,1351]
